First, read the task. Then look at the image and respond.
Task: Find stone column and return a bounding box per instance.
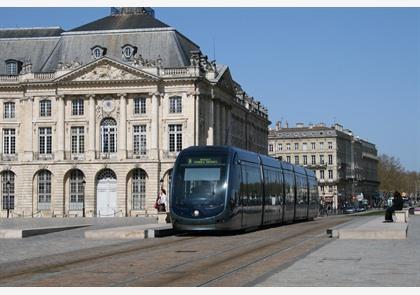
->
[87,95,96,160]
[151,92,160,159]
[214,100,219,145]
[23,97,34,161]
[226,105,231,145]
[56,95,65,160]
[118,93,127,159]
[207,95,214,145]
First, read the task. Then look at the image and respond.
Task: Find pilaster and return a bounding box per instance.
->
[87,94,96,160]
[118,93,127,159]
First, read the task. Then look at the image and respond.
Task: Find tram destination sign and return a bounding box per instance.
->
[186,157,222,165]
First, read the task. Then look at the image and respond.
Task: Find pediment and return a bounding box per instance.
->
[54,57,159,83]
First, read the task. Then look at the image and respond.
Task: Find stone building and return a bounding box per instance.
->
[268,122,379,209]
[0,8,269,218]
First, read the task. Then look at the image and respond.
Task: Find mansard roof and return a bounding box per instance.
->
[70,14,169,31]
[0,27,64,39]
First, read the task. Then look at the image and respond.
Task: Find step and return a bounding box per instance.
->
[0,224,91,239]
[84,223,174,239]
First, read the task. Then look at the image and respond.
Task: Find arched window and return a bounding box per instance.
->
[97,169,117,181]
[69,170,84,210]
[132,169,147,210]
[38,170,52,210]
[91,46,106,59]
[2,171,15,210]
[100,118,117,153]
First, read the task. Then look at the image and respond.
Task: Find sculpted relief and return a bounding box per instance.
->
[74,64,141,81]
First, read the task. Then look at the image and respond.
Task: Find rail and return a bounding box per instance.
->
[33,72,56,80]
[0,75,19,82]
[98,210,123,217]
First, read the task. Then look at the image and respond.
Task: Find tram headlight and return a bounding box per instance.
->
[193,210,200,217]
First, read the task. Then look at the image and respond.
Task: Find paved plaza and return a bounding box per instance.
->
[256,215,420,286]
[0,217,156,264]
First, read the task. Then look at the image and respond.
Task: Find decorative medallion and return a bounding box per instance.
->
[102,99,115,113]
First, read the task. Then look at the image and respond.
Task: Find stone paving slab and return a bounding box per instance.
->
[85,223,173,239]
[331,216,408,239]
[0,224,90,239]
[256,215,420,286]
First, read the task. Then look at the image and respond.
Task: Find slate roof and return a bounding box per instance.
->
[70,14,169,31]
[0,12,200,74]
[0,27,64,39]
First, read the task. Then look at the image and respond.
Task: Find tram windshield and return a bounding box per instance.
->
[173,153,228,208]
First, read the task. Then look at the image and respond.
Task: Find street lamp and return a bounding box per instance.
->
[82,179,86,218]
[5,180,11,219]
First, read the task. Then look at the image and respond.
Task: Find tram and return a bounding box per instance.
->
[170,146,319,231]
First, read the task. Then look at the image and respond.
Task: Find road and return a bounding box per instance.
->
[0,216,350,287]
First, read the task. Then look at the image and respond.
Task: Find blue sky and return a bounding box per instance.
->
[1,7,419,171]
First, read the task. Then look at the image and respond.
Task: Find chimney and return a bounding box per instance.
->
[275,121,281,131]
[285,121,289,128]
[308,123,313,129]
[296,122,304,128]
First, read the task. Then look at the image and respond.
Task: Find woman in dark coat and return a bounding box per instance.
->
[384,191,404,222]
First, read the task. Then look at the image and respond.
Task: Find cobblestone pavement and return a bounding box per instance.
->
[0,217,157,264]
[256,215,420,286]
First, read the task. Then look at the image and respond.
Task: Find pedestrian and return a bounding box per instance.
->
[384,191,404,222]
[158,188,167,212]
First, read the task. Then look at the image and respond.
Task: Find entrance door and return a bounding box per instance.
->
[96,170,117,217]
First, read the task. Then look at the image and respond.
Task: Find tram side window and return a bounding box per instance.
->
[263,168,276,206]
[241,164,262,206]
[275,170,284,206]
[284,172,295,205]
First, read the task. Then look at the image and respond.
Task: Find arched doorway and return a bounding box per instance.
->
[1,170,15,215]
[96,169,117,217]
[65,169,85,216]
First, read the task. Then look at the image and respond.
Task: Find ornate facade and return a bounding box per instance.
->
[0,8,269,218]
[268,122,379,210]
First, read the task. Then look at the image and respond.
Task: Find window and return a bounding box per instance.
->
[122,45,136,60]
[100,118,117,153]
[92,46,106,59]
[328,141,333,149]
[302,142,307,151]
[320,155,324,164]
[38,170,51,210]
[278,143,282,151]
[286,143,291,150]
[132,169,146,210]
[328,154,333,165]
[311,155,316,165]
[3,102,15,119]
[319,142,324,150]
[328,186,333,192]
[40,99,51,117]
[294,155,299,165]
[269,144,273,152]
[303,155,308,165]
[39,127,52,154]
[169,96,182,113]
[69,170,84,210]
[6,61,19,75]
[134,97,146,114]
[71,127,84,154]
[2,171,15,210]
[72,99,84,116]
[320,186,325,193]
[168,124,182,152]
[311,142,316,150]
[320,170,325,179]
[133,125,147,155]
[286,156,291,163]
[294,143,299,150]
[328,170,333,179]
[278,156,282,161]
[3,129,15,154]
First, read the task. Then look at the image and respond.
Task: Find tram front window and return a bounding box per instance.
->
[173,155,227,208]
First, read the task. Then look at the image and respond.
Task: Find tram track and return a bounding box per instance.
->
[0,216,350,287]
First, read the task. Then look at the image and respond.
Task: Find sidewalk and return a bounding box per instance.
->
[256,215,420,286]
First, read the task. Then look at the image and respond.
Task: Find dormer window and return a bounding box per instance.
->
[91,46,106,59]
[121,44,137,60]
[5,60,22,76]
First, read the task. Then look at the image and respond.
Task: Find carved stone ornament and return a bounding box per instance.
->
[102,99,115,113]
[74,64,140,81]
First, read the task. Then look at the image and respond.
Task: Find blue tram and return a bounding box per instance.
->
[170,146,319,231]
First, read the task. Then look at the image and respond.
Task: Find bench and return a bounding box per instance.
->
[393,210,408,223]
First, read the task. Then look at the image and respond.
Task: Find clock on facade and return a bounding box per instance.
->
[102,99,115,112]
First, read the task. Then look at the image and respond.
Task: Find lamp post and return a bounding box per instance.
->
[6,180,11,219]
[82,179,86,218]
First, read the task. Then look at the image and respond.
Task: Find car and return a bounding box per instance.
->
[355,207,366,212]
[343,206,355,214]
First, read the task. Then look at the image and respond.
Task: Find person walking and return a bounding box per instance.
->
[158,188,168,212]
[384,191,404,222]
